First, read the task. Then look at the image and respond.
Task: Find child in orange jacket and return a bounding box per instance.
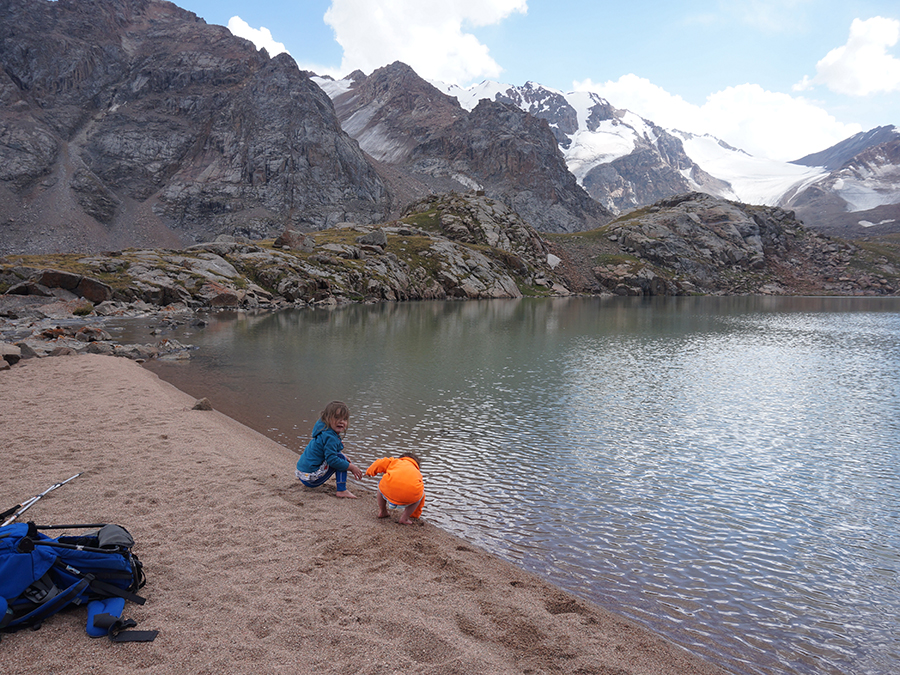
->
[365,453,424,525]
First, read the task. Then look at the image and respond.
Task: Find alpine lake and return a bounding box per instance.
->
[110,295,900,675]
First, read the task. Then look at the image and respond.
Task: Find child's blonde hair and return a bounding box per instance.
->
[321,400,350,426]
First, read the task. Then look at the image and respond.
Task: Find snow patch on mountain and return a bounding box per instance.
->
[312,77,352,99]
[440,80,510,111]
[438,82,663,184]
[564,124,635,181]
[832,175,900,212]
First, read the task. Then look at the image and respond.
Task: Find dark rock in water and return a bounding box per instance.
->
[192,398,214,411]
[74,326,112,342]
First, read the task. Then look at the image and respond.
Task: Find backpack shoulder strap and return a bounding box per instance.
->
[5,577,90,632]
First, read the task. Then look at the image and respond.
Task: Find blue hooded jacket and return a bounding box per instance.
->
[296,419,349,473]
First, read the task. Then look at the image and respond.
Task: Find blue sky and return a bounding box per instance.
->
[174,0,900,161]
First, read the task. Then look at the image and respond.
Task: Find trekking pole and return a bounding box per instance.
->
[1,473,83,527]
[35,524,108,530]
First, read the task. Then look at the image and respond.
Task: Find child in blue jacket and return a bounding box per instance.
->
[295,401,363,498]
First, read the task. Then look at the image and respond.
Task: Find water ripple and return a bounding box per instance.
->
[131,297,900,675]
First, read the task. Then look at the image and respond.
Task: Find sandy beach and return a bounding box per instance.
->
[0,354,728,675]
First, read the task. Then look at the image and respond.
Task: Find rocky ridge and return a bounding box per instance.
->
[3,192,898,370]
[489,83,732,214]
[550,193,899,297]
[782,126,900,238]
[1,1,617,258]
[439,80,900,240]
[1,193,571,363]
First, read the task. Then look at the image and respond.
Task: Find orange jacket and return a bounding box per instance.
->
[366,456,424,509]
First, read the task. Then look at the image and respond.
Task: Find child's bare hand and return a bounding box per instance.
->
[349,463,363,480]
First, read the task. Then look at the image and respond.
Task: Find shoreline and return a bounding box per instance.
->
[1,354,729,675]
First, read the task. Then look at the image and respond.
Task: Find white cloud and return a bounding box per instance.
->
[575,75,862,161]
[795,17,900,96]
[323,0,527,84]
[227,16,290,57]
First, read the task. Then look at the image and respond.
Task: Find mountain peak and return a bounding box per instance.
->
[793,125,898,171]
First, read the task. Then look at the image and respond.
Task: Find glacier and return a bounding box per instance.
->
[435,79,831,208]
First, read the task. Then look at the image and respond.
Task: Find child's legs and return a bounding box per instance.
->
[296,464,335,488]
[297,453,353,490]
[399,496,424,523]
[376,491,389,517]
[334,469,348,492]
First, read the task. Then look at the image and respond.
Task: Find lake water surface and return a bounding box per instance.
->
[114,296,900,675]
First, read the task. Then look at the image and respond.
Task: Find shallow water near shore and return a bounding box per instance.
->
[113,296,900,675]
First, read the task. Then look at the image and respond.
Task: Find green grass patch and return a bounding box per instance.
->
[545,225,615,243]
[1,254,135,292]
[610,206,655,223]
[399,208,442,233]
[385,235,444,275]
[4,253,95,276]
[517,282,555,297]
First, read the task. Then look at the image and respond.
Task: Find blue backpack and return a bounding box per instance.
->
[0,522,156,642]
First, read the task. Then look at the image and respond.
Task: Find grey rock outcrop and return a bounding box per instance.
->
[551,192,896,296]
[1,193,571,318]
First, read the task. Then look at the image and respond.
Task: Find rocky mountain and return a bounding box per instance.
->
[437,81,733,214]
[320,63,612,234]
[780,126,900,237]
[0,2,616,257]
[0,0,390,255]
[793,125,898,171]
[1,0,896,269]
[436,79,899,239]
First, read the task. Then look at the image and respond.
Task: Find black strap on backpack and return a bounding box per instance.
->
[91,612,158,642]
[52,560,147,605]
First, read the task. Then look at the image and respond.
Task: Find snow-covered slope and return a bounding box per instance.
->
[820,128,900,212]
[313,77,353,99]
[672,132,828,205]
